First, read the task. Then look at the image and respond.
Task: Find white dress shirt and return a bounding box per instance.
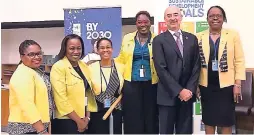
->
[168,29,183,44]
[82,53,101,63]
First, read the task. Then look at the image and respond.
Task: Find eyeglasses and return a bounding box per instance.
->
[208,14,223,19]
[21,51,44,58]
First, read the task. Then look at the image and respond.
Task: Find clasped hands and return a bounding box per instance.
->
[77,117,89,133]
[178,89,193,102]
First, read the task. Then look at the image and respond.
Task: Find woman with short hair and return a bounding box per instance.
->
[7,40,53,134]
[197,6,246,134]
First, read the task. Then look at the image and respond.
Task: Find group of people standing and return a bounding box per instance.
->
[7,5,245,135]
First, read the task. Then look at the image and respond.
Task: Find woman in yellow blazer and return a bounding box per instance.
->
[197,6,245,134]
[50,34,95,134]
[87,38,124,134]
[115,11,158,134]
[7,40,53,134]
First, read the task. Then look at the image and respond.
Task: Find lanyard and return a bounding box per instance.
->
[214,43,218,60]
[100,60,113,93]
[210,36,219,60]
[136,33,151,68]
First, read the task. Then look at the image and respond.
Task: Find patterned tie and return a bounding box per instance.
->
[174,32,183,57]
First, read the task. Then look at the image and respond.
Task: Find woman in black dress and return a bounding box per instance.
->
[197,6,246,134]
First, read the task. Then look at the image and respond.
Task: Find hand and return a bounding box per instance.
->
[233,84,242,103]
[83,117,90,129]
[37,130,49,134]
[76,119,87,133]
[179,89,192,102]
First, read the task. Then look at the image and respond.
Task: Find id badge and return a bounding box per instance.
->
[140,68,145,77]
[212,60,218,71]
[104,99,111,108]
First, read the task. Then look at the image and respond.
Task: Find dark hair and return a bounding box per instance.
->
[19,40,41,55]
[96,38,113,49]
[135,11,151,22]
[18,40,41,64]
[57,34,85,60]
[207,5,227,22]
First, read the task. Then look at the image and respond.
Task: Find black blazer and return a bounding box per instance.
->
[152,30,201,106]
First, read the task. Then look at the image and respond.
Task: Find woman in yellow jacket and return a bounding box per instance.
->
[87,38,124,134]
[50,34,94,134]
[7,40,53,134]
[197,6,246,134]
[116,11,158,134]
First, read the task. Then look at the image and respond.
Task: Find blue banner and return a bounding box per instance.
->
[64,7,122,57]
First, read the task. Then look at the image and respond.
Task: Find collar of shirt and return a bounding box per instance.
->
[168,29,182,37]
[168,29,184,45]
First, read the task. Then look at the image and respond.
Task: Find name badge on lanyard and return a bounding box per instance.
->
[140,44,146,78]
[100,62,113,109]
[140,65,145,77]
[212,60,218,71]
[104,98,111,108]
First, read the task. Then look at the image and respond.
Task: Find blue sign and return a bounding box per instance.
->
[64,7,122,57]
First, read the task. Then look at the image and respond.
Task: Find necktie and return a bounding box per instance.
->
[174,32,183,57]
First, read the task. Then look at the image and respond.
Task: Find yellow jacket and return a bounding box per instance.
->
[115,31,158,84]
[87,60,124,112]
[50,57,95,119]
[8,64,50,124]
[196,28,246,88]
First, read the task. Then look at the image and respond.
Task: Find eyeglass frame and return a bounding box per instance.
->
[20,51,44,58]
[208,14,223,19]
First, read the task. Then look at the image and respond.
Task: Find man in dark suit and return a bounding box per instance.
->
[152,6,201,134]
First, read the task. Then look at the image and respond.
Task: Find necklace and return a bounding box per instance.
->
[137,33,149,45]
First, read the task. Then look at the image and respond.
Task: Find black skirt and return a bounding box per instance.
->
[199,85,235,127]
[87,109,122,134]
[51,118,87,134]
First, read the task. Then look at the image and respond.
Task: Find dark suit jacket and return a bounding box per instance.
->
[152,30,201,106]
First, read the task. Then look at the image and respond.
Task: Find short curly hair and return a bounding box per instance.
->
[135,11,151,21]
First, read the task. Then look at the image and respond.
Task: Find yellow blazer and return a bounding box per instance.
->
[87,60,124,112]
[50,57,95,119]
[8,64,50,124]
[115,31,158,84]
[196,28,246,88]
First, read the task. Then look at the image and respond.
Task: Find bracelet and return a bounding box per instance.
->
[37,128,47,134]
[234,84,241,88]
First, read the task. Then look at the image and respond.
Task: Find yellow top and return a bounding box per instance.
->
[115,31,158,84]
[101,67,111,90]
[88,60,125,112]
[8,64,50,124]
[196,28,246,88]
[50,57,96,119]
